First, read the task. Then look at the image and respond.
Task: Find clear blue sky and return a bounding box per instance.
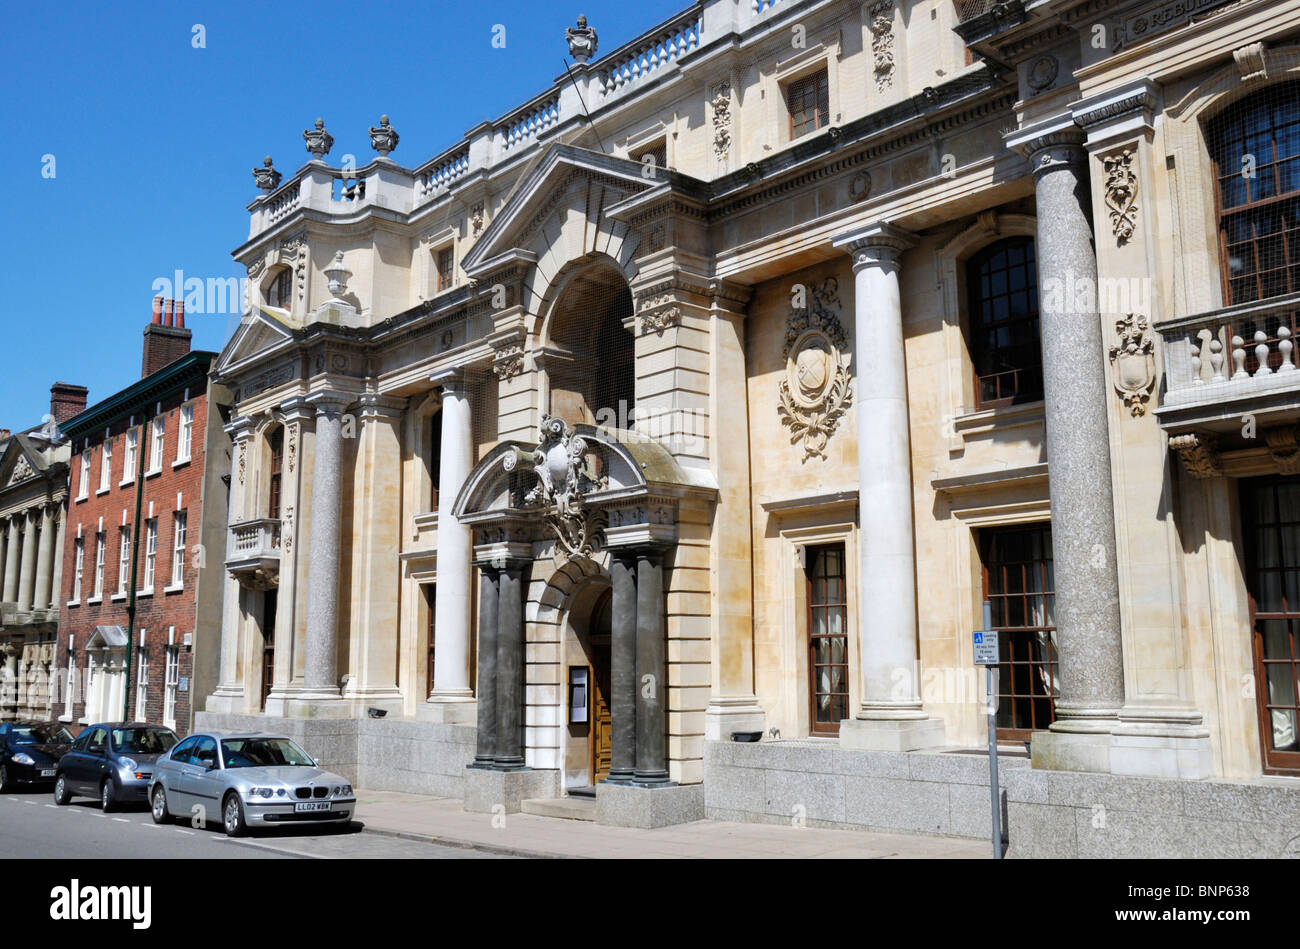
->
[0,0,685,429]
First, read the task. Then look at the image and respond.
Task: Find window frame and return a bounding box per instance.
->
[435,245,455,293]
[163,645,180,731]
[176,404,193,463]
[78,452,91,500]
[805,542,850,736]
[171,512,186,588]
[117,527,131,596]
[92,532,105,599]
[785,66,830,141]
[965,236,1044,410]
[72,537,85,602]
[122,428,138,485]
[148,418,165,474]
[143,518,158,592]
[135,650,149,722]
[98,441,112,492]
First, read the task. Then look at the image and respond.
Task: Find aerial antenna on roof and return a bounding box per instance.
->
[561,58,607,155]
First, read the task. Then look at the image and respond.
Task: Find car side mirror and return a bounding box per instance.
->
[205,760,217,771]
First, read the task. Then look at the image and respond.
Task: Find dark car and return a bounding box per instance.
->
[54,722,179,811]
[0,721,75,790]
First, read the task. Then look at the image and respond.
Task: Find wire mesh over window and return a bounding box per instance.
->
[807,543,849,735]
[967,237,1043,408]
[547,263,635,432]
[437,246,455,293]
[980,525,1058,741]
[1209,80,1300,306]
[1241,476,1300,775]
[266,268,293,309]
[787,69,829,140]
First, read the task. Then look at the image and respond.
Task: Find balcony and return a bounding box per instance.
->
[1154,291,1300,434]
[226,517,281,590]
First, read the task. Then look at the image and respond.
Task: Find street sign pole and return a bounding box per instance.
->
[974,600,1002,859]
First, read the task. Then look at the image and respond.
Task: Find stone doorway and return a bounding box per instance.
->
[589,590,613,785]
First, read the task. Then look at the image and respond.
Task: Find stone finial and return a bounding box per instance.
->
[303,117,334,159]
[253,156,282,193]
[566,14,598,62]
[369,115,399,156]
[324,250,352,301]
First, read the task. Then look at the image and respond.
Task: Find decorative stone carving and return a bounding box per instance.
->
[507,415,608,559]
[1234,42,1269,82]
[8,455,34,485]
[849,171,872,202]
[566,15,598,63]
[303,118,334,159]
[470,202,485,238]
[869,0,896,92]
[369,115,400,156]
[711,80,732,167]
[1108,313,1156,417]
[237,441,247,485]
[1265,427,1300,474]
[247,257,266,280]
[778,277,854,461]
[642,306,680,336]
[1170,433,1221,478]
[493,344,525,380]
[286,428,297,475]
[281,505,294,556]
[252,156,282,193]
[1103,149,1139,243]
[1026,55,1058,92]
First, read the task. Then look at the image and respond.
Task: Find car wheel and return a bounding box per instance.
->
[0,764,10,792]
[150,785,172,824]
[53,774,71,805]
[100,778,116,813]
[222,792,247,838]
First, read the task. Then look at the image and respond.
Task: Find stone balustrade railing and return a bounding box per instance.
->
[500,92,561,152]
[597,10,702,102]
[417,144,471,200]
[228,517,281,559]
[1156,291,1300,410]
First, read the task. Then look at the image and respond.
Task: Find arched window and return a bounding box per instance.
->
[966,236,1042,408]
[546,263,635,429]
[428,409,442,510]
[266,268,293,309]
[1208,81,1300,306]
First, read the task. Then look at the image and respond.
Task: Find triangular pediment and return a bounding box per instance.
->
[216,308,298,376]
[461,145,662,277]
[0,436,48,490]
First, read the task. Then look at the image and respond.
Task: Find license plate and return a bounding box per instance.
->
[294,801,331,813]
[41,769,55,778]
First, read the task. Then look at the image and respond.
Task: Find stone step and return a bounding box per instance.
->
[520,796,597,821]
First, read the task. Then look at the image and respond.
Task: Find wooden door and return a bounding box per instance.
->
[591,647,612,783]
[260,590,277,710]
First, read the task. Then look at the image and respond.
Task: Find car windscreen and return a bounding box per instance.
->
[10,724,74,745]
[110,728,179,754]
[220,738,315,768]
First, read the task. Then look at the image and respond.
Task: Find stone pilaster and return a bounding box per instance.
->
[32,503,55,613]
[16,510,37,614]
[831,222,945,752]
[1,517,19,603]
[1006,116,1126,769]
[420,369,477,721]
[49,508,65,615]
[606,550,638,784]
[206,416,254,713]
[470,563,500,768]
[294,392,352,712]
[264,397,312,712]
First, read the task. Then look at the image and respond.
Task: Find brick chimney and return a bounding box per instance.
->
[49,383,89,425]
[142,295,192,377]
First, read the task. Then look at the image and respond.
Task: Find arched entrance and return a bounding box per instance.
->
[564,581,613,794]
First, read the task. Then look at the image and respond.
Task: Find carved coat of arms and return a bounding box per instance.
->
[505,415,608,559]
[1108,312,1156,417]
[778,278,854,461]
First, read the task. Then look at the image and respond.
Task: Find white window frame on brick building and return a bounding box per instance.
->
[71,537,84,603]
[148,418,165,475]
[135,645,149,722]
[116,527,130,598]
[84,655,97,724]
[62,650,75,722]
[121,427,138,486]
[91,531,105,601]
[142,518,158,593]
[169,512,187,590]
[175,404,193,464]
[77,452,90,501]
[98,440,112,493]
[163,644,179,730]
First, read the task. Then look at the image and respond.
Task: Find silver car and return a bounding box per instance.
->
[148,732,355,837]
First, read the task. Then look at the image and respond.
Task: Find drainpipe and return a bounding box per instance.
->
[122,407,151,721]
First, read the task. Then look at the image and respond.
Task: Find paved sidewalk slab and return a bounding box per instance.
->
[352,788,989,859]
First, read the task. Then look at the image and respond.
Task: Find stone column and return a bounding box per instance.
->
[207,418,254,712]
[493,560,527,770]
[49,508,66,614]
[633,550,671,785]
[2,517,20,603]
[32,504,55,612]
[0,517,7,598]
[425,370,475,714]
[16,511,37,614]
[302,393,350,702]
[607,550,638,784]
[831,223,945,751]
[1007,120,1126,758]
[470,564,500,768]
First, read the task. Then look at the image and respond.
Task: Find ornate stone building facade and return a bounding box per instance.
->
[200,0,1300,853]
[0,384,86,721]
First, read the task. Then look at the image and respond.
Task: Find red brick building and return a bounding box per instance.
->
[57,297,231,735]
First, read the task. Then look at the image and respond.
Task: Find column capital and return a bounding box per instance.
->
[223,414,257,439]
[431,367,473,394]
[355,392,407,421]
[1071,79,1158,150]
[306,390,353,418]
[278,395,316,425]
[1004,114,1087,179]
[832,222,917,272]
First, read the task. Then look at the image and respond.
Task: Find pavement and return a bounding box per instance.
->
[350,788,990,859]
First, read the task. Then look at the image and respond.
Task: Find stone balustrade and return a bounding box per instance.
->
[597,9,701,102]
[225,517,281,589]
[1156,291,1300,414]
